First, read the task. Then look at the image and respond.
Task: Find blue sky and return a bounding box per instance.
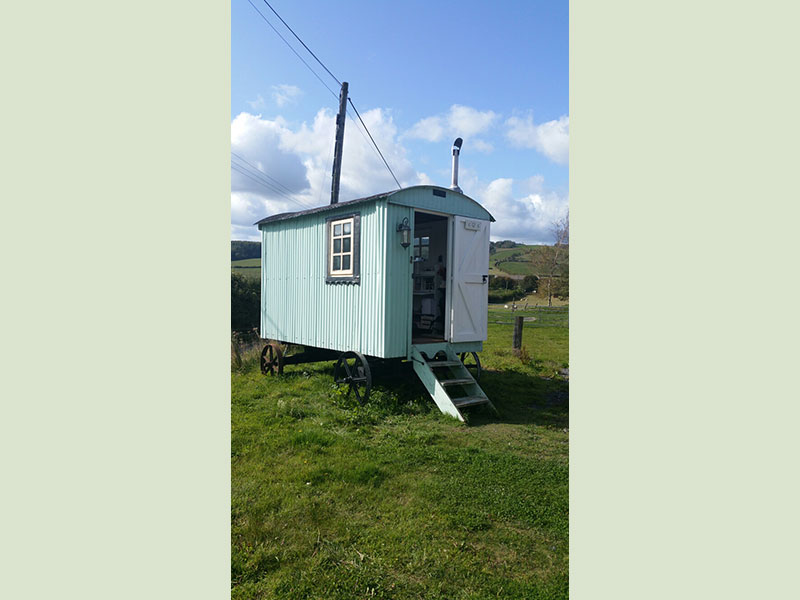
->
[231,0,568,243]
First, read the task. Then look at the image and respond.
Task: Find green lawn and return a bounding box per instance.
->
[233,258,261,281]
[231,310,569,599]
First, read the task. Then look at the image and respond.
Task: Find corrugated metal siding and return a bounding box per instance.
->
[387,187,493,221]
[257,187,491,360]
[383,203,413,358]
[260,202,389,358]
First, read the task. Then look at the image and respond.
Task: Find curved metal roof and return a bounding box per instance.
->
[254,185,494,226]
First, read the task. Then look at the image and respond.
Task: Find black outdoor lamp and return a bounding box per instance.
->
[397,217,411,248]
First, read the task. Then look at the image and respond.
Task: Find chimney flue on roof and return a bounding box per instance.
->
[450,137,463,193]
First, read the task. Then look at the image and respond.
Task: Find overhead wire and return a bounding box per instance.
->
[232,151,296,196]
[245,0,339,101]
[347,99,402,188]
[231,161,315,210]
[260,0,342,87]
[243,0,403,193]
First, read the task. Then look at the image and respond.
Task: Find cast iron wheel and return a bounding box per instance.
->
[459,352,482,381]
[333,351,372,403]
[260,342,284,376]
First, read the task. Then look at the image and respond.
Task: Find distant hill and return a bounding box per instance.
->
[233,238,566,280]
[489,244,569,278]
[231,240,260,261]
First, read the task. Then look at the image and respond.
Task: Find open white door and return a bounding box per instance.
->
[450,217,490,342]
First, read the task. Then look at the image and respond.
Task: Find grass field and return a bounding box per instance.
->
[233,258,261,281]
[232,308,568,599]
[489,245,568,279]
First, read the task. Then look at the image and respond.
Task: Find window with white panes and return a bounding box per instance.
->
[329,217,354,276]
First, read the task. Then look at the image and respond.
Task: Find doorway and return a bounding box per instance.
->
[411,211,449,344]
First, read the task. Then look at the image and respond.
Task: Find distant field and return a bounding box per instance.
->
[232,258,261,281]
[235,245,568,283]
[490,244,568,278]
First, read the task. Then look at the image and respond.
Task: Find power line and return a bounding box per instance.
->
[260,0,342,87]
[231,163,314,210]
[232,162,293,203]
[231,151,295,196]
[244,0,339,101]
[348,99,401,188]
[244,0,402,191]
[231,162,292,201]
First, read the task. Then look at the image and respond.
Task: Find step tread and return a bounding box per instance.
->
[426,360,463,367]
[452,396,490,407]
[439,378,476,386]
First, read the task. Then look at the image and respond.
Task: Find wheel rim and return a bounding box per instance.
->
[334,351,372,403]
[459,352,482,381]
[260,343,284,376]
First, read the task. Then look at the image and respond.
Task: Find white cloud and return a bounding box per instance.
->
[455,169,568,244]
[271,84,302,107]
[470,139,494,153]
[405,105,499,151]
[405,116,445,142]
[246,94,266,111]
[505,113,569,165]
[446,105,499,137]
[230,108,419,237]
[231,108,568,244]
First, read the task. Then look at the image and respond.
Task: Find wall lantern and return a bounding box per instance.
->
[396,217,411,248]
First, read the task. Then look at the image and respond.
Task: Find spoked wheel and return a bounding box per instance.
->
[459,352,482,381]
[260,342,284,376]
[333,351,372,403]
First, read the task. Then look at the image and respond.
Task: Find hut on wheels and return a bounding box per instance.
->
[255,177,496,421]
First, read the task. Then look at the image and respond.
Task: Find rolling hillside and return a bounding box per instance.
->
[232,258,261,281]
[490,244,569,278]
[233,241,568,280]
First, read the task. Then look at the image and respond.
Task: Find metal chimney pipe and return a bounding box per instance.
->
[450,137,463,193]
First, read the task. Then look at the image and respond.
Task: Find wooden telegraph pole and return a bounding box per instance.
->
[330,81,348,204]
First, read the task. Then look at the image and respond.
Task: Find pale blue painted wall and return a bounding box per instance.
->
[260,201,389,357]
[258,186,493,359]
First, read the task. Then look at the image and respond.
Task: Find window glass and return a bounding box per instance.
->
[422,236,430,246]
[329,217,355,277]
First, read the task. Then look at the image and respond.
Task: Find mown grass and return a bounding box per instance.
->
[232,312,568,599]
[233,258,261,281]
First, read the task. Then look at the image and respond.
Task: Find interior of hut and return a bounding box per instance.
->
[411,211,449,343]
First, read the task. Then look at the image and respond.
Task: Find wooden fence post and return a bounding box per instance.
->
[512,316,524,352]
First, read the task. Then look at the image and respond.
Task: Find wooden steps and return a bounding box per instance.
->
[452,396,491,408]
[410,343,497,422]
[439,378,475,386]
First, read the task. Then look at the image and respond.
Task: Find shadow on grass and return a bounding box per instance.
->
[369,359,568,428]
[268,357,568,428]
[466,368,568,428]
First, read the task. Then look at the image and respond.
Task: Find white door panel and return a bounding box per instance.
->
[450,217,489,342]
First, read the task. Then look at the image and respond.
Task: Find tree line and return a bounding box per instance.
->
[231,240,261,261]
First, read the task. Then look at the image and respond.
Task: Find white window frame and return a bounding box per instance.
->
[329,217,354,277]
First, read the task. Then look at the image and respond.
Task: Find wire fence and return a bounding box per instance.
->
[487,306,569,328]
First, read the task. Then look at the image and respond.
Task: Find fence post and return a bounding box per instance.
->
[512,315,524,352]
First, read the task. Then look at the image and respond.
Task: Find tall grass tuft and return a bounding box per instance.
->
[231,329,263,373]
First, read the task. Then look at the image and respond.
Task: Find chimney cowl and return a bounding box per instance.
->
[450,137,463,193]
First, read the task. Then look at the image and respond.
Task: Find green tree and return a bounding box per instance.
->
[231,273,260,331]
